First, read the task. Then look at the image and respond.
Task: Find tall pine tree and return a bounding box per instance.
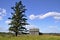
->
[8,1,28,36]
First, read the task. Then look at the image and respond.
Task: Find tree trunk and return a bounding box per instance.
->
[15,32,18,36]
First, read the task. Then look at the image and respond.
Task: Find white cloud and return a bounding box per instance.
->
[29,14,38,20]
[5,20,11,24]
[54,16,60,20]
[0,8,6,20]
[39,12,53,19]
[29,12,60,20]
[0,8,6,16]
[25,25,38,30]
[39,12,60,19]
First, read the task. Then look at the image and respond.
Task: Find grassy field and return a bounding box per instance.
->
[0,35,60,40]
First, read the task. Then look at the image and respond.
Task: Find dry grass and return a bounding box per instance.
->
[0,35,60,40]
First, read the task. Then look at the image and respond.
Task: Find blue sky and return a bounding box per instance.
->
[0,0,60,33]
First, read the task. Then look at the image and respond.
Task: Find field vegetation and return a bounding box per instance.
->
[0,34,60,40]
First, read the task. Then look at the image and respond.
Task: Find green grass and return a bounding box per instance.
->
[0,35,60,40]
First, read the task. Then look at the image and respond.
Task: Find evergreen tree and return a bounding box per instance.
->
[8,1,28,36]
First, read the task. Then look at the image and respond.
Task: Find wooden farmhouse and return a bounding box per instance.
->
[29,28,39,35]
